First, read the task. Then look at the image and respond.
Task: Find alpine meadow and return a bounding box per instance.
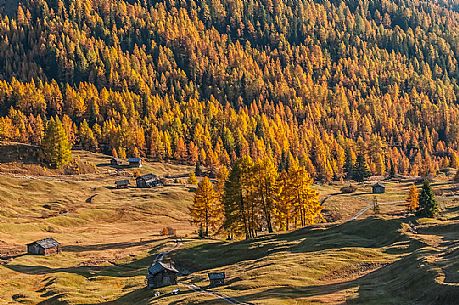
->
[0,0,458,304]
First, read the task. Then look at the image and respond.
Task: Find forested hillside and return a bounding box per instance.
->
[0,0,458,179]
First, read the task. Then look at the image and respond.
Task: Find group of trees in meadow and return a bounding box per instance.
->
[0,0,458,176]
[406,181,438,217]
[192,160,444,239]
[190,155,322,239]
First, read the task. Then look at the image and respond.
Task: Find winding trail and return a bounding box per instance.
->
[181,283,253,305]
[153,241,182,262]
[349,200,405,221]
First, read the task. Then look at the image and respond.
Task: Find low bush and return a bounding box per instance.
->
[340,184,357,193]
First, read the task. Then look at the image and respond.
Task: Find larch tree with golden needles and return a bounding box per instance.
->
[41,117,72,169]
[223,156,258,239]
[187,172,198,185]
[190,177,221,237]
[274,170,293,231]
[1,0,459,187]
[283,161,323,228]
[407,184,419,212]
[253,156,279,233]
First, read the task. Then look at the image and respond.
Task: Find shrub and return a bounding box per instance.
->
[160,227,176,236]
[340,184,357,194]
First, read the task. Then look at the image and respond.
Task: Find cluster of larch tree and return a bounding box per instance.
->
[190,155,322,239]
[406,181,438,217]
[0,0,458,180]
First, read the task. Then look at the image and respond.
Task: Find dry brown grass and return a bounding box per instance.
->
[0,149,458,305]
[0,150,197,304]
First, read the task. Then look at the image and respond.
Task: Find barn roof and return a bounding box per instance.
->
[148,261,179,276]
[208,272,225,280]
[128,157,142,163]
[136,173,158,181]
[28,238,60,249]
[115,180,130,185]
[373,182,385,187]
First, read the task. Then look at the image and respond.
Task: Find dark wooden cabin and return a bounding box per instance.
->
[128,157,142,168]
[372,182,386,194]
[208,272,225,287]
[111,157,123,166]
[27,238,60,256]
[146,261,179,289]
[115,179,130,188]
[136,174,162,188]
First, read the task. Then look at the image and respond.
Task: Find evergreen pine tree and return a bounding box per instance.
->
[418,181,438,217]
[344,146,354,179]
[352,153,371,182]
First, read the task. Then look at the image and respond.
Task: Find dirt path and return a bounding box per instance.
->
[350,200,405,221]
[181,283,252,305]
[154,241,182,262]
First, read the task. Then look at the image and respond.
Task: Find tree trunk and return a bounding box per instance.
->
[205,208,209,237]
[240,192,249,239]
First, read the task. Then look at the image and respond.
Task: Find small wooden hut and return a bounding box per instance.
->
[372,182,386,194]
[136,174,162,188]
[128,157,142,168]
[27,238,60,256]
[111,157,123,166]
[146,261,179,289]
[115,179,130,188]
[208,272,225,287]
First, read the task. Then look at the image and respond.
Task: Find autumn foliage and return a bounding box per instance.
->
[189,176,222,237]
[0,0,457,180]
[406,184,419,213]
[220,156,322,239]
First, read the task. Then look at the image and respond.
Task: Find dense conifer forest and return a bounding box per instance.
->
[0,0,458,179]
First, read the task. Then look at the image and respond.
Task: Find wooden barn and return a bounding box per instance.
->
[146,261,179,289]
[128,157,142,168]
[111,157,123,166]
[372,182,386,194]
[27,238,60,256]
[115,179,130,188]
[136,174,162,188]
[208,272,225,287]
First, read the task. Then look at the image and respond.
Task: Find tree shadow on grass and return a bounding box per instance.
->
[36,294,69,305]
[7,218,415,280]
[189,250,458,305]
[445,204,459,214]
[6,243,166,278]
[62,238,161,252]
[79,249,459,305]
[172,217,416,274]
[7,217,431,304]
[82,286,199,305]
